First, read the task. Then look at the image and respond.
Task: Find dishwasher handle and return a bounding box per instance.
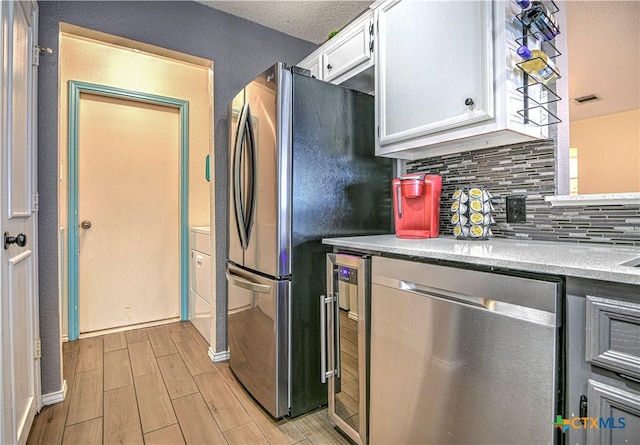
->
[374,274,556,327]
[399,279,491,309]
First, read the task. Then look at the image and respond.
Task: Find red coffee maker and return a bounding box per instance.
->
[392,173,442,239]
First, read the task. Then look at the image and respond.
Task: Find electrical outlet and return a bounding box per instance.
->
[506,195,527,223]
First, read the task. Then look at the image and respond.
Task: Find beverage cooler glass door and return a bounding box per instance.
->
[323,254,369,445]
[226,262,290,418]
[227,62,292,277]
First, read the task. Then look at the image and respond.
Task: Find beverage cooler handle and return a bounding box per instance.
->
[320,294,330,383]
[334,292,341,378]
[396,185,402,219]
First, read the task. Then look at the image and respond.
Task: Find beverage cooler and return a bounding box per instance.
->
[322,253,370,445]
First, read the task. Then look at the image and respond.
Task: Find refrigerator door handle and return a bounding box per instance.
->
[226,269,271,294]
[244,104,257,247]
[233,103,248,249]
[233,102,257,250]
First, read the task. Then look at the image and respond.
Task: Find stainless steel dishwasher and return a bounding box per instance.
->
[369,256,562,445]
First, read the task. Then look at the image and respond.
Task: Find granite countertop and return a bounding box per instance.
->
[322,235,640,285]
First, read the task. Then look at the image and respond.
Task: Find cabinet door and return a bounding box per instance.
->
[586,295,640,379]
[308,57,321,79]
[299,53,321,80]
[323,11,373,82]
[190,249,211,304]
[587,380,640,445]
[376,0,494,147]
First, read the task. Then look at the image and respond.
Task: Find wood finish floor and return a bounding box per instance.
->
[27,322,351,445]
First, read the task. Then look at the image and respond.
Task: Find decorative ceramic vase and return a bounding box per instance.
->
[450,186,494,240]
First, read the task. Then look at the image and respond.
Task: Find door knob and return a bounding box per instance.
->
[4,232,26,249]
[80,220,92,229]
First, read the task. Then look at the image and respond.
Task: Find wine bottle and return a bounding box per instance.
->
[516,0,560,41]
[516,46,560,84]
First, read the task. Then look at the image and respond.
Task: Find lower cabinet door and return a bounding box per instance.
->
[585,295,640,380]
[191,249,211,304]
[190,292,211,345]
[587,379,640,445]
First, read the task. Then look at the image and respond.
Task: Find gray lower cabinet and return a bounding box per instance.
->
[566,278,640,445]
[586,295,640,380]
[586,380,640,445]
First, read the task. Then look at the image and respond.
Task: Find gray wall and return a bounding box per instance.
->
[38,1,316,394]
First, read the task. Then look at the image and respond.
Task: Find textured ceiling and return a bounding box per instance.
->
[200,1,639,122]
[199,1,370,45]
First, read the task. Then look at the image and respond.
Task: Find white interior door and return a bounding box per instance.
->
[78,93,181,334]
[1,1,40,444]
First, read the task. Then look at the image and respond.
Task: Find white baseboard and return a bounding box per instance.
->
[78,317,180,339]
[42,380,67,406]
[208,347,230,363]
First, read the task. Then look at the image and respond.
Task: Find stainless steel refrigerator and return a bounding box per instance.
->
[226,62,392,418]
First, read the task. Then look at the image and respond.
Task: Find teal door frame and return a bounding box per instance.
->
[67,81,189,341]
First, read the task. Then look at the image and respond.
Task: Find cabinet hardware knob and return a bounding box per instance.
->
[465,98,475,107]
[327,64,332,70]
[80,220,92,229]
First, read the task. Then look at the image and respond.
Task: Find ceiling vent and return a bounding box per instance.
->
[571,94,601,104]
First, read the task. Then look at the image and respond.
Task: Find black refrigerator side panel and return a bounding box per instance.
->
[291,75,393,239]
[289,74,393,417]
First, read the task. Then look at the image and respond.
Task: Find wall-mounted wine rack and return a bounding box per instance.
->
[514,0,562,127]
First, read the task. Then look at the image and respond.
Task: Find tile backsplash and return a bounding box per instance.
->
[405,141,640,246]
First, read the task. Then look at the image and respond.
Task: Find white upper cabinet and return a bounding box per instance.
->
[297,50,321,79]
[375,0,549,159]
[297,9,375,93]
[304,54,321,80]
[322,10,374,82]
[377,0,494,147]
